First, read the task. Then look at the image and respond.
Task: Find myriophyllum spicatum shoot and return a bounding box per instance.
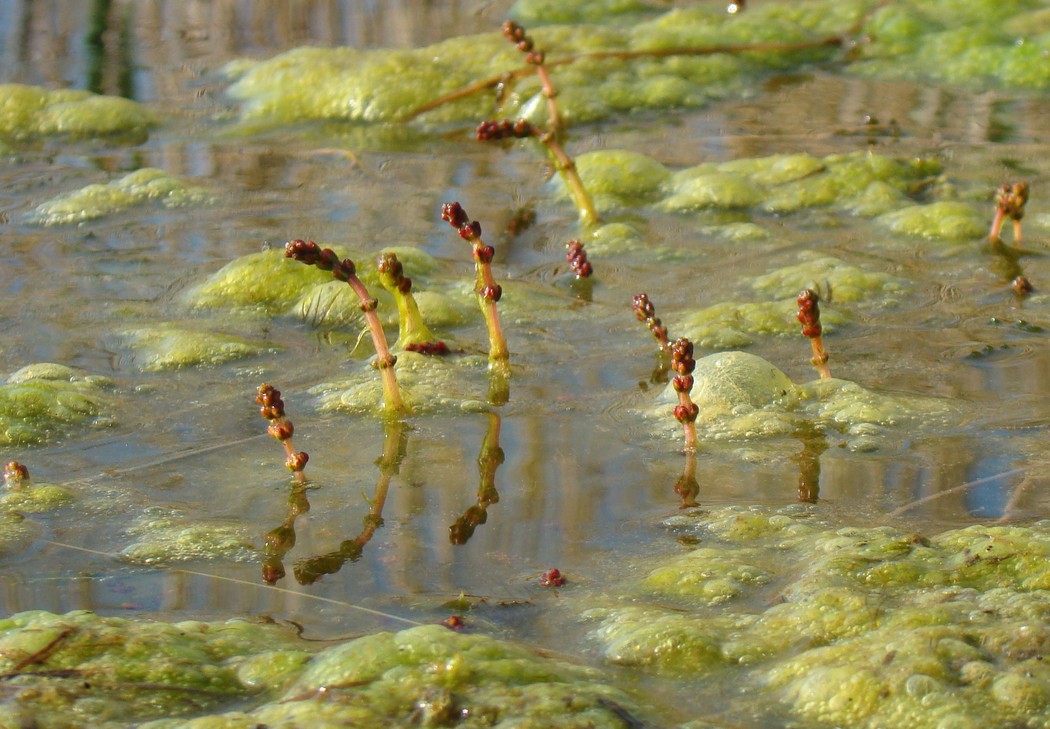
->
[256,384,308,484]
[632,293,670,352]
[3,461,30,491]
[670,337,699,452]
[285,239,408,415]
[989,181,1029,245]
[797,288,831,379]
[441,202,509,367]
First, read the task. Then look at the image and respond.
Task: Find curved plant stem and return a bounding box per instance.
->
[797,289,831,379]
[285,240,409,415]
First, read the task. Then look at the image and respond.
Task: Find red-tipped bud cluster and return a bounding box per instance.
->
[377,252,412,293]
[632,293,669,349]
[256,384,286,421]
[566,239,593,278]
[286,452,309,473]
[481,284,503,302]
[474,245,495,264]
[670,338,699,424]
[501,20,545,64]
[405,341,451,356]
[3,461,29,490]
[268,420,294,441]
[476,119,537,141]
[796,289,823,339]
[673,403,700,424]
[670,338,695,376]
[442,202,482,241]
[285,239,356,279]
[540,568,566,587]
[996,181,1030,221]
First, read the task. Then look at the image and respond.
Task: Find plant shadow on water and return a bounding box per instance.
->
[5,0,1050,726]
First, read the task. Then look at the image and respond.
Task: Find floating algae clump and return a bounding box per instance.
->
[556,149,671,209]
[0,363,115,446]
[118,509,255,565]
[751,254,912,304]
[678,300,846,350]
[0,610,310,727]
[0,83,153,141]
[118,325,269,371]
[28,168,211,226]
[142,623,648,728]
[878,201,987,240]
[581,507,1050,727]
[0,481,72,513]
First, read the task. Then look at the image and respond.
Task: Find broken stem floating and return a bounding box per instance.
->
[797,289,831,379]
[285,240,409,415]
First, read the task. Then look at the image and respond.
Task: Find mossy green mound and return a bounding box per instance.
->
[584,506,1050,727]
[0,611,652,728]
[0,83,153,141]
[118,325,269,371]
[0,481,72,513]
[0,363,116,446]
[878,201,987,240]
[28,168,212,226]
[0,610,309,727]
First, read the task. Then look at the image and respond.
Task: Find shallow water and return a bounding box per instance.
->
[3,0,1050,726]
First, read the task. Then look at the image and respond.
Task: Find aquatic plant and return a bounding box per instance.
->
[256,384,308,484]
[376,251,449,354]
[540,568,567,587]
[671,337,700,452]
[440,202,510,368]
[565,239,593,278]
[1012,275,1033,298]
[3,461,29,491]
[989,181,1029,245]
[631,293,671,352]
[797,288,831,379]
[284,239,409,415]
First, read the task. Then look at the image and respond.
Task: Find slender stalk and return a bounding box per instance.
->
[440,202,510,366]
[797,289,831,379]
[670,337,699,452]
[502,20,562,138]
[285,240,409,415]
[631,293,670,352]
[256,384,308,484]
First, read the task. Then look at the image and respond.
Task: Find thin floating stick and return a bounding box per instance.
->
[989,181,1029,245]
[256,384,309,484]
[797,289,831,379]
[441,202,510,367]
[670,337,699,452]
[285,239,409,415]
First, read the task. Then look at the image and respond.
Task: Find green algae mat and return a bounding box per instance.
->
[4,0,1050,727]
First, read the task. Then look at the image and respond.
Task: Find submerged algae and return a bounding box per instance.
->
[0,83,153,142]
[0,363,116,446]
[28,168,212,226]
[118,325,269,371]
[119,510,256,565]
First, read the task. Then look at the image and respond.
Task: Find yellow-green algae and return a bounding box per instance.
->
[0,610,310,728]
[678,300,847,350]
[117,325,269,371]
[28,168,212,226]
[0,610,652,728]
[118,509,256,565]
[0,83,153,141]
[878,201,987,240]
[751,254,912,303]
[0,481,72,514]
[0,363,116,446]
[583,505,1050,727]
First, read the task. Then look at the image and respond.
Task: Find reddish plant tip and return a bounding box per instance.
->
[674,403,700,424]
[405,341,451,356]
[670,338,696,376]
[441,201,469,229]
[797,289,822,338]
[441,615,465,631]
[256,384,286,421]
[285,452,309,473]
[268,420,294,442]
[540,568,566,587]
[996,181,1030,220]
[284,239,320,264]
[3,461,29,488]
[476,119,537,142]
[474,245,495,264]
[632,293,655,321]
[566,239,594,278]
